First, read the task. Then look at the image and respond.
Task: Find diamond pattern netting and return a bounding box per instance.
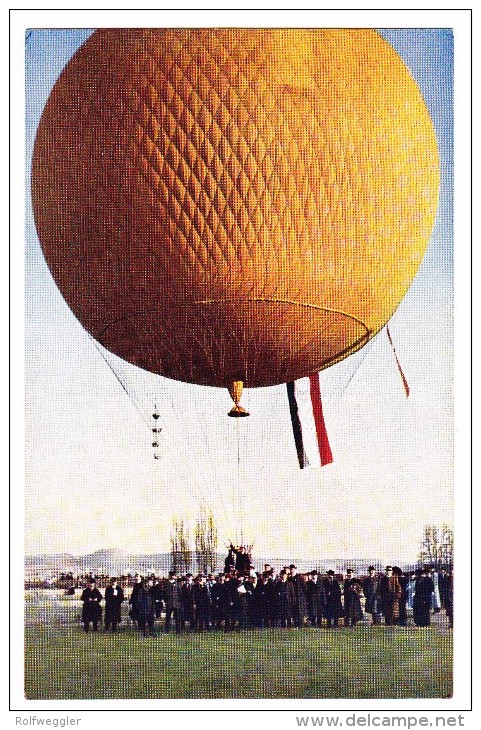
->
[31,29,439,387]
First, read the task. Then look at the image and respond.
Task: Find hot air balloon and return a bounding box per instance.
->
[31,29,439,440]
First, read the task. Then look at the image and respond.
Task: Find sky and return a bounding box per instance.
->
[24,28,454,564]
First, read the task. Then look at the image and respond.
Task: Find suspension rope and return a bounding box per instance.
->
[236,416,244,546]
[91,338,151,428]
[338,338,375,399]
[90,337,232,543]
[156,381,234,542]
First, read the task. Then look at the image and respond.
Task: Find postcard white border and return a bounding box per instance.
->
[8,4,473,724]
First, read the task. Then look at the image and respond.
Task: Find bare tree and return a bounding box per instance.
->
[439,523,454,570]
[206,510,218,573]
[170,518,180,573]
[419,523,453,569]
[195,507,218,574]
[171,517,192,575]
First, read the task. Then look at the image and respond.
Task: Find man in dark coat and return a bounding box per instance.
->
[288,565,307,628]
[323,571,343,628]
[163,571,182,633]
[224,548,236,575]
[128,575,142,626]
[305,570,325,627]
[230,544,251,576]
[255,573,272,628]
[80,580,103,632]
[211,574,229,630]
[235,575,250,629]
[180,574,196,631]
[225,572,241,630]
[445,569,453,628]
[343,569,363,627]
[393,567,408,626]
[377,566,402,626]
[275,570,293,627]
[363,566,380,625]
[151,576,164,620]
[193,575,212,631]
[267,571,281,626]
[104,578,124,632]
[135,577,156,636]
[438,569,450,609]
[247,574,261,628]
[413,567,435,627]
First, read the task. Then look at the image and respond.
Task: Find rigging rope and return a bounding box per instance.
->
[90,337,233,543]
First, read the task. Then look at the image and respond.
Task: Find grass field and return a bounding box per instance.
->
[24,590,452,700]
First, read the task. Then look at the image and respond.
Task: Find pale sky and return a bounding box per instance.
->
[24,28,454,563]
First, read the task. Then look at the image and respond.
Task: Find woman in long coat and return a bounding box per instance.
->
[80,580,103,632]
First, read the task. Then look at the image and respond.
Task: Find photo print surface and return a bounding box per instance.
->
[25,27,454,700]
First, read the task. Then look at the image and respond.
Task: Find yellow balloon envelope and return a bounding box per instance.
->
[32,29,439,390]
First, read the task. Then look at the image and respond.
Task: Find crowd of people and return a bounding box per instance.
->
[78,545,453,636]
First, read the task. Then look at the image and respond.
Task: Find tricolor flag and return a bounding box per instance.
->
[286,374,333,469]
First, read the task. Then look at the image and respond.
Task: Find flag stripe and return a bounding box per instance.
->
[286,381,310,469]
[309,374,333,466]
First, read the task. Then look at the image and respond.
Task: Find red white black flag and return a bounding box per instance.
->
[287,374,333,469]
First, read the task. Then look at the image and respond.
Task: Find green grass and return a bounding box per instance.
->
[24,591,452,700]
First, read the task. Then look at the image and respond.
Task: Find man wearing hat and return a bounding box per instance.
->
[104,578,124,632]
[247,573,261,628]
[128,574,142,627]
[193,574,212,631]
[377,566,402,625]
[135,577,156,636]
[149,575,163,620]
[255,572,272,629]
[323,571,343,628]
[392,567,408,626]
[180,573,196,631]
[305,570,325,627]
[229,543,251,576]
[413,567,435,627]
[80,579,103,632]
[274,570,293,628]
[211,573,228,630]
[343,569,363,627]
[163,570,182,634]
[363,566,380,625]
[288,565,307,628]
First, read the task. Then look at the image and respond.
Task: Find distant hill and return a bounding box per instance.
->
[25,549,393,579]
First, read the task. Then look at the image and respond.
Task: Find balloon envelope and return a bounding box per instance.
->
[32,28,439,388]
